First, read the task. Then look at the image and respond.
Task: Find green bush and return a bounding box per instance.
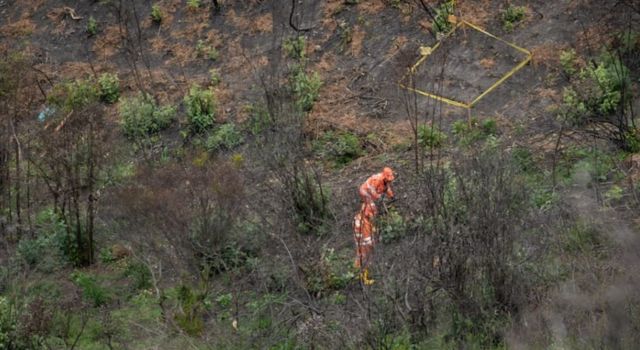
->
[305,247,354,295]
[196,40,218,61]
[174,284,206,336]
[377,207,407,243]
[418,124,447,148]
[432,0,455,35]
[98,73,120,104]
[283,36,306,60]
[291,68,322,112]
[184,84,217,134]
[313,130,363,166]
[559,49,578,75]
[151,4,163,23]
[71,271,111,307]
[245,104,272,135]
[452,118,498,146]
[87,16,98,36]
[209,68,221,86]
[187,0,201,10]
[558,52,629,124]
[501,5,526,31]
[124,260,152,291]
[119,93,176,139]
[48,79,99,112]
[16,209,76,270]
[206,123,244,151]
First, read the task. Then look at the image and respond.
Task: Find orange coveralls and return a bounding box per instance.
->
[358,172,394,216]
[353,204,376,268]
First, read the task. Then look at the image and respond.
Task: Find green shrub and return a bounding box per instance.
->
[558,52,629,124]
[48,79,99,112]
[432,1,455,35]
[501,5,526,31]
[418,124,447,148]
[174,284,206,336]
[195,40,218,61]
[305,247,354,295]
[187,0,201,10]
[283,36,306,60]
[377,207,407,243]
[17,209,76,270]
[206,123,244,151]
[245,104,272,135]
[87,16,98,36]
[184,84,217,133]
[124,260,152,290]
[313,130,363,166]
[119,93,176,139]
[209,68,221,86]
[563,222,607,255]
[559,49,578,75]
[71,271,111,307]
[98,73,120,104]
[151,4,163,23]
[292,169,331,236]
[291,68,322,112]
[512,146,536,173]
[452,118,498,146]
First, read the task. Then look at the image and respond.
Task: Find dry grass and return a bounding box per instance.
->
[385,36,408,60]
[167,43,196,67]
[457,0,492,26]
[357,0,386,15]
[254,13,273,33]
[479,57,496,69]
[350,25,365,57]
[228,8,252,32]
[531,43,566,68]
[93,25,123,60]
[0,19,36,37]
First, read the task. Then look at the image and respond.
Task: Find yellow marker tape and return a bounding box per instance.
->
[399,19,531,109]
[399,84,471,108]
[468,53,531,107]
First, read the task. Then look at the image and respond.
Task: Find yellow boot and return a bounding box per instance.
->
[361,268,375,286]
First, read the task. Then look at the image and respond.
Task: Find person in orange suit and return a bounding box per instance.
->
[358,167,395,217]
[354,167,395,285]
[353,203,376,285]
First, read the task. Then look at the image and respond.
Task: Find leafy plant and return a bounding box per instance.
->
[174,284,206,336]
[71,271,111,307]
[98,73,120,104]
[501,5,526,31]
[209,68,221,86]
[17,209,77,270]
[418,124,447,148]
[559,49,578,75]
[283,36,306,60]
[184,84,217,133]
[206,123,244,151]
[87,16,98,36]
[452,118,498,146]
[48,79,99,112]
[124,260,152,290]
[119,93,176,139]
[557,52,631,147]
[377,207,407,243]
[151,4,163,23]
[291,67,322,112]
[305,247,354,295]
[313,130,363,166]
[432,0,455,35]
[187,0,201,10]
[196,40,219,61]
